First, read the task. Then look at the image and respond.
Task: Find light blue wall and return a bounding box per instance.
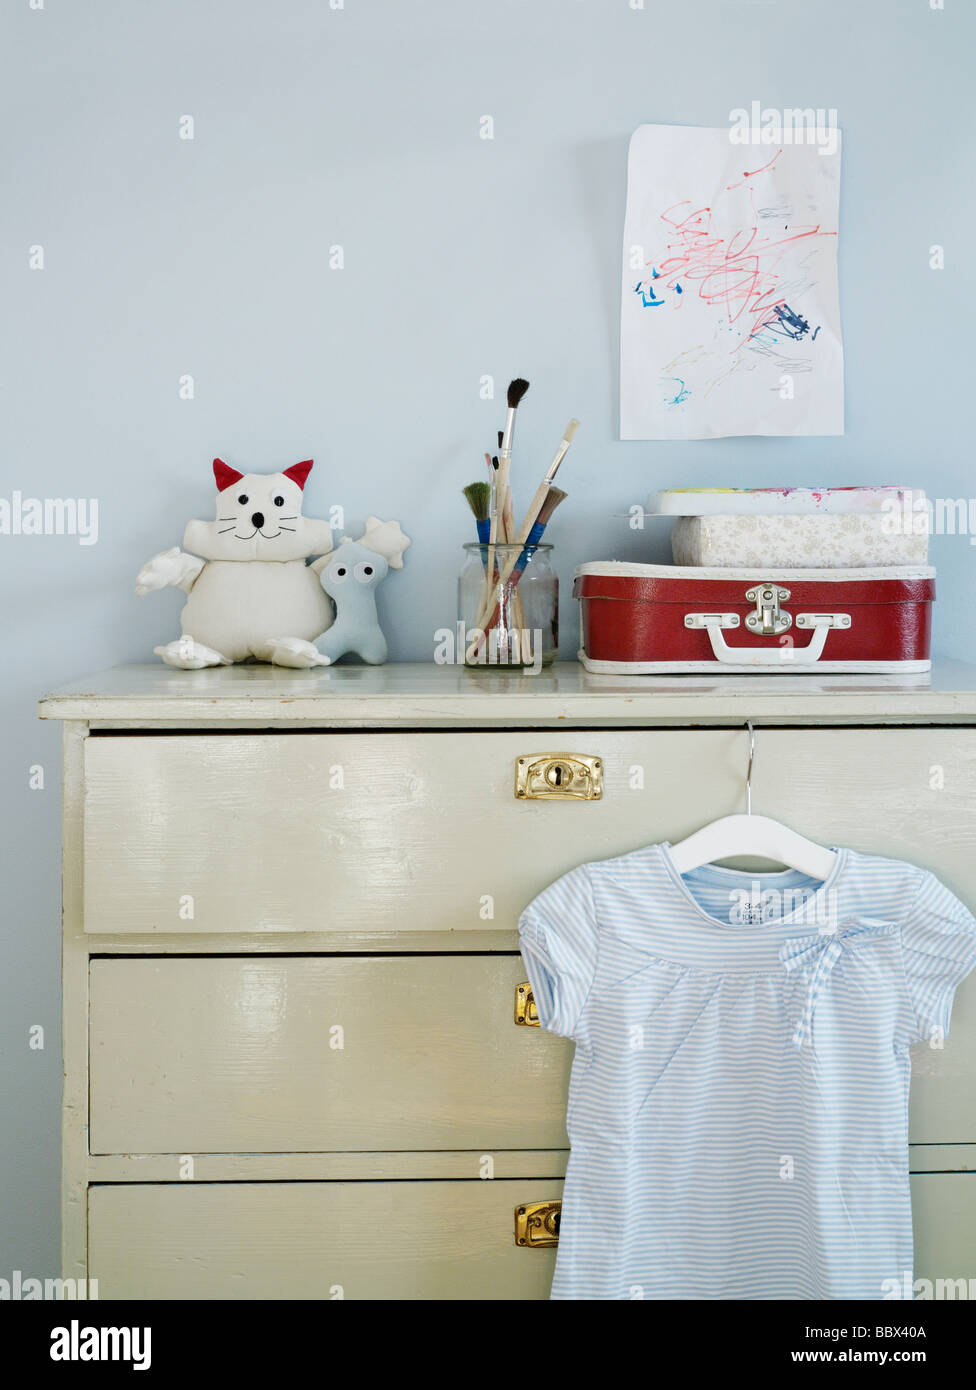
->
[2,0,973,1274]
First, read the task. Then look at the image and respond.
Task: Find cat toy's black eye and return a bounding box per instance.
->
[238,494,248,505]
[273,494,284,507]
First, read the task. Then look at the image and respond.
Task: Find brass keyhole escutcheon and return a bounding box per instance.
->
[514,983,539,1026]
[515,1200,562,1248]
[515,754,603,801]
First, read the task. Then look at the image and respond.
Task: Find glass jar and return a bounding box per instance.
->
[458,542,557,670]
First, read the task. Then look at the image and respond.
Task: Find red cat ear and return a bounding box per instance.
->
[213,458,245,492]
[282,459,314,490]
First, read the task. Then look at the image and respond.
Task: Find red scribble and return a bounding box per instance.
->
[725,149,783,190]
[647,192,837,345]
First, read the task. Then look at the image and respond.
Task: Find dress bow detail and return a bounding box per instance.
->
[779,917,898,1048]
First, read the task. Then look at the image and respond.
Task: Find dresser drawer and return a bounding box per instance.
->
[82,728,976,936]
[911,1173,976,1292]
[86,1173,972,1299]
[88,1180,564,1299]
[88,954,975,1155]
[89,955,571,1154]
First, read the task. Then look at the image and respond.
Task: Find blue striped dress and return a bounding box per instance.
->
[518,844,976,1300]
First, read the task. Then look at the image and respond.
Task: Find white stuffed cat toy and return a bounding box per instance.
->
[136,457,335,668]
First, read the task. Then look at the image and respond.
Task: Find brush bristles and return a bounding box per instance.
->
[507,377,530,409]
[462,481,492,521]
[492,455,499,470]
[498,431,504,448]
[562,419,579,443]
[537,487,568,526]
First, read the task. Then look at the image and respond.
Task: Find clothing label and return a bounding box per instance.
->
[729,887,779,925]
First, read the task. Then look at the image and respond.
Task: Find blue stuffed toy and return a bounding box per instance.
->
[316,540,391,665]
[268,516,410,668]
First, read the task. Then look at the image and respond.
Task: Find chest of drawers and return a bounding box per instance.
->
[40,662,976,1299]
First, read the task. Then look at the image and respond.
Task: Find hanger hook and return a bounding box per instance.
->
[746,720,756,816]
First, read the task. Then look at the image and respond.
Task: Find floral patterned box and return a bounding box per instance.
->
[671,513,929,569]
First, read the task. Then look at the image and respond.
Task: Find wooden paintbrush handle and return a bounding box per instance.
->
[475,479,549,630]
[501,487,527,633]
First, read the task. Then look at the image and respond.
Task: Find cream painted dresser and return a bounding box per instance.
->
[39,662,976,1300]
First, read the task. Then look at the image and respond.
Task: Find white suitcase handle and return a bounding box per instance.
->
[704,625,830,666]
[684,611,853,665]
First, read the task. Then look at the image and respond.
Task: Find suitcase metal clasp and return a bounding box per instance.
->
[745,584,792,636]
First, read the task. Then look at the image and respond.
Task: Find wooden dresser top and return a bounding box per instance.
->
[38,660,976,728]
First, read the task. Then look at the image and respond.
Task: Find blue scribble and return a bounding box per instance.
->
[663,377,691,406]
[748,302,813,346]
[771,303,810,340]
[675,282,683,294]
[635,281,664,307]
[651,266,661,278]
[812,325,821,341]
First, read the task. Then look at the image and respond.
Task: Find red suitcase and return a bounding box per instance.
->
[573,563,935,675]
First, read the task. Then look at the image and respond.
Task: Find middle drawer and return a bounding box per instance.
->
[89,955,571,1154]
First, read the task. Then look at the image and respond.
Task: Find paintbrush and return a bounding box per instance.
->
[476,418,578,632]
[477,489,568,640]
[515,486,567,571]
[462,481,492,551]
[470,473,523,631]
[481,451,526,631]
[487,378,529,607]
[493,445,529,633]
[496,382,527,552]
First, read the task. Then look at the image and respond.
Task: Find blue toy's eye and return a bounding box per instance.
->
[238,494,248,504]
[354,562,375,583]
[329,565,349,583]
[273,494,284,506]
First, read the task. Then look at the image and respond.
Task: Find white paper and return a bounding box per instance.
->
[620,124,844,440]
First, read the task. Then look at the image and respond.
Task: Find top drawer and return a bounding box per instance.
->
[82,728,976,935]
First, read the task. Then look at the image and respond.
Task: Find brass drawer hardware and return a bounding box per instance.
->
[515,1199,561,1248]
[514,982,539,1026]
[515,753,603,801]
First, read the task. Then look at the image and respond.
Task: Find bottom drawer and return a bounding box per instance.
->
[911,1172,976,1294]
[88,1180,564,1300]
[89,1173,975,1300]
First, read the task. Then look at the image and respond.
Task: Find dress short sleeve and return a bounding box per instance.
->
[518,865,599,1040]
[900,872,976,1044]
